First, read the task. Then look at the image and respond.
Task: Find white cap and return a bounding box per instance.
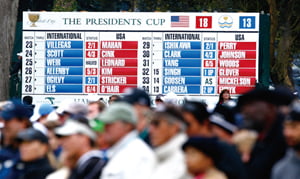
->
[55,119,96,141]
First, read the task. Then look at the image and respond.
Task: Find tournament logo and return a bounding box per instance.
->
[218,15,233,28]
[28,13,40,27]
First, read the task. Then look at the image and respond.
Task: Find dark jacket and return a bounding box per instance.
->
[216,139,247,179]
[18,157,54,179]
[68,150,107,179]
[245,114,287,179]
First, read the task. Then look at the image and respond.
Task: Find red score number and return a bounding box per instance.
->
[86,50,98,58]
[85,85,98,93]
[86,68,98,75]
[196,16,212,28]
[86,42,98,49]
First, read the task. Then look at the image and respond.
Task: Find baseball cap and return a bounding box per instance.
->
[97,102,137,124]
[182,137,221,163]
[0,100,33,120]
[55,119,96,141]
[39,103,54,116]
[16,128,48,144]
[286,101,300,122]
[122,88,151,107]
[56,101,88,116]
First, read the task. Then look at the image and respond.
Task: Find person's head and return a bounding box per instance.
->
[210,105,238,143]
[97,102,137,146]
[283,101,300,151]
[88,100,106,119]
[182,137,221,176]
[219,89,231,103]
[122,87,151,132]
[89,118,108,149]
[149,104,186,147]
[108,95,121,105]
[56,101,88,123]
[0,100,32,146]
[155,94,165,106]
[16,128,49,162]
[237,88,278,133]
[37,103,54,123]
[181,101,211,137]
[55,116,96,164]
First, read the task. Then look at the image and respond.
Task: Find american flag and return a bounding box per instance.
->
[171,16,189,27]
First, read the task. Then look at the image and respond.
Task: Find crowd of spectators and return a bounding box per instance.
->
[1,86,300,179]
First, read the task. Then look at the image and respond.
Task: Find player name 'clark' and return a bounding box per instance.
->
[46,76,65,84]
[164,42,191,49]
[101,76,126,84]
[219,51,245,59]
[101,59,125,66]
[219,77,251,85]
[219,69,239,76]
[47,67,69,75]
[164,50,181,58]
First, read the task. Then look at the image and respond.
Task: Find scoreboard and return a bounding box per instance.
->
[22,12,259,105]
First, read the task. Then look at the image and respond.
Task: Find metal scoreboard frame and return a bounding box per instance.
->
[22,12,260,107]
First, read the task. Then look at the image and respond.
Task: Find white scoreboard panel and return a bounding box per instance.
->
[22,12,259,106]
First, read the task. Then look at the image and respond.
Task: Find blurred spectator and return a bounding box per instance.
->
[182,137,227,179]
[89,118,109,150]
[10,52,23,77]
[181,101,246,179]
[108,95,121,105]
[13,128,54,179]
[0,100,33,178]
[271,101,300,179]
[53,116,105,179]
[56,101,88,124]
[148,104,191,179]
[98,102,156,179]
[87,100,106,120]
[232,129,258,163]
[216,89,234,108]
[210,105,238,144]
[22,96,35,115]
[122,87,152,144]
[30,103,55,135]
[155,94,165,107]
[237,88,287,179]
